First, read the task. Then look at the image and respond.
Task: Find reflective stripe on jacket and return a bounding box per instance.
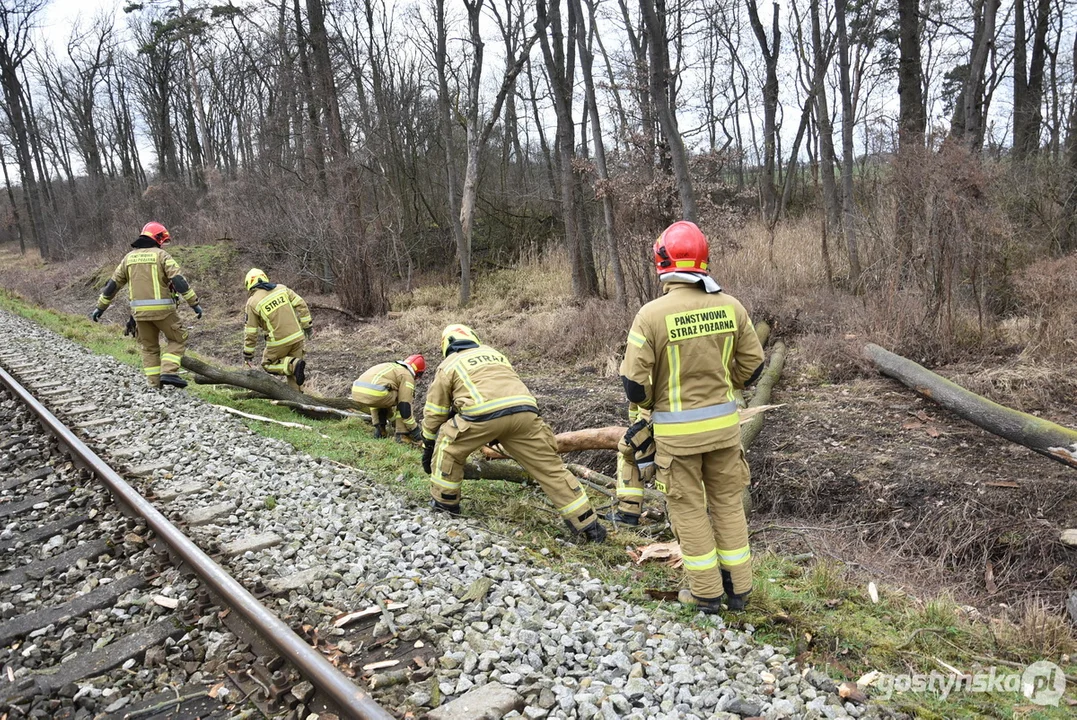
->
[98,248,198,320]
[243,284,311,355]
[421,346,538,441]
[351,362,417,429]
[621,280,764,453]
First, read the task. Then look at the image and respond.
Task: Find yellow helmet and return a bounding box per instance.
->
[245,268,269,292]
[441,323,479,356]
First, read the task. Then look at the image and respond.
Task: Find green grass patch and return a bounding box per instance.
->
[1,287,1074,717]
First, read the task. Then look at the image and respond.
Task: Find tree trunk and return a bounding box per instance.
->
[746,0,780,221]
[537,0,599,297]
[572,0,625,304]
[950,0,999,151]
[810,0,841,247]
[896,0,926,266]
[434,0,468,305]
[639,0,698,222]
[835,0,861,289]
[864,343,1077,470]
[180,355,364,411]
[1013,0,1052,158]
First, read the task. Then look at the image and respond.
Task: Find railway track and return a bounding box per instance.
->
[0,309,890,720]
[0,358,392,720]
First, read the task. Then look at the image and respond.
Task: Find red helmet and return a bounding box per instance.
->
[403,354,426,376]
[139,221,171,246]
[653,221,708,275]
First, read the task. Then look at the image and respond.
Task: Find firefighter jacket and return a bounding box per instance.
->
[97,245,198,321]
[351,362,418,429]
[421,344,538,441]
[621,277,764,453]
[243,283,312,357]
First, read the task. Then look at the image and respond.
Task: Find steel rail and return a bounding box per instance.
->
[0,364,394,720]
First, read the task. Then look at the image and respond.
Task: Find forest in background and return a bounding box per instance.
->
[1,0,1076,361]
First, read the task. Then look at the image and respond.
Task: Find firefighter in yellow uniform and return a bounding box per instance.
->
[91,222,202,389]
[351,355,426,441]
[421,324,606,543]
[620,221,765,613]
[242,269,312,389]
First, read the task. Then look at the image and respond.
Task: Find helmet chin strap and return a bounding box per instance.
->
[660,271,722,294]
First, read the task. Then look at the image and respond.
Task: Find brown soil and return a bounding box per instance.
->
[3,243,1074,614]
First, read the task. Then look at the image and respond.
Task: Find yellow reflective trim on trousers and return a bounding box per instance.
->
[682,548,719,571]
[161,353,182,365]
[264,358,292,373]
[266,329,304,347]
[143,366,161,376]
[98,295,112,307]
[617,486,644,498]
[558,494,589,517]
[431,436,459,489]
[628,331,646,348]
[718,544,751,566]
[461,395,536,417]
[424,402,450,415]
[182,288,197,301]
[422,427,438,441]
[667,345,682,413]
[653,411,740,437]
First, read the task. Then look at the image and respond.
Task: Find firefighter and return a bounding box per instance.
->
[242,269,312,390]
[620,221,765,613]
[421,324,606,543]
[91,222,202,389]
[351,355,426,441]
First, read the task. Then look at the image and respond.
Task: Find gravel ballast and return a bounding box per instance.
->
[0,309,893,719]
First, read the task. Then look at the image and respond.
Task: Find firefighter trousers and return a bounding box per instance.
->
[136,313,188,388]
[656,444,752,598]
[352,390,411,434]
[262,340,305,390]
[616,453,645,517]
[430,411,597,531]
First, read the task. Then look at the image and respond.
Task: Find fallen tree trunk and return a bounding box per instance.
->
[741,341,787,448]
[480,405,782,459]
[865,343,1077,470]
[180,355,364,411]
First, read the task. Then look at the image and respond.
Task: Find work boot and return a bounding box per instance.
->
[677,588,724,615]
[721,569,751,611]
[430,499,461,516]
[159,374,187,389]
[294,359,306,387]
[602,510,640,526]
[566,519,607,543]
[373,424,387,439]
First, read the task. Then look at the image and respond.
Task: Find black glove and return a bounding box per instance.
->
[90,308,104,322]
[408,426,423,442]
[623,418,652,451]
[303,325,313,339]
[192,304,203,319]
[421,439,436,475]
[124,316,137,337]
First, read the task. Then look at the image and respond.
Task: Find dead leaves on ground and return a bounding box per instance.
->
[902,410,944,438]
[627,541,683,568]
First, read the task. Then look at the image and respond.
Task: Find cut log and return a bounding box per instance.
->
[755,320,771,349]
[180,355,364,411]
[864,343,1077,470]
[308,301,366,322]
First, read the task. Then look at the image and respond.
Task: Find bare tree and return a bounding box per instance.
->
[1012,0,1052,158]
[835,0,861,288]
[639,0,697,221]
[0,0,47,258]
[746,0,780,220]
[949,0,1000,150]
